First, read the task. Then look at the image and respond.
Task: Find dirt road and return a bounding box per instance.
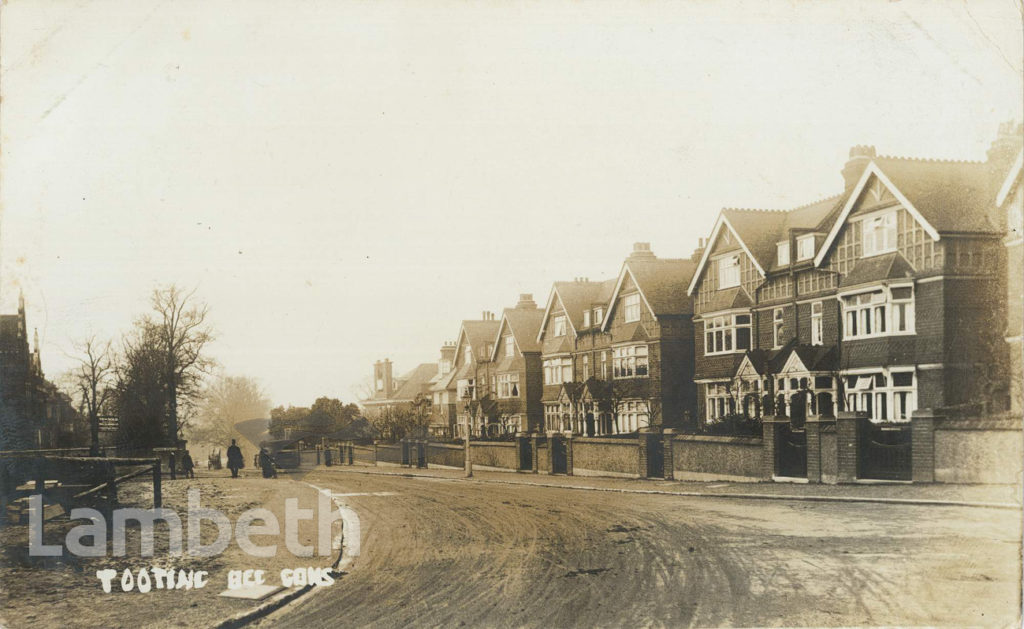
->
[258,471,1021,628]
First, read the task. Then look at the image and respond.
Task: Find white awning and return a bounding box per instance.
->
[853,375,875,391]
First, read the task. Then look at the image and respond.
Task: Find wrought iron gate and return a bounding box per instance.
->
[518,436,533,471]
[858,421,912,481]
[645,433,664,479]
[776,423,807,478]
[550,434,567,474]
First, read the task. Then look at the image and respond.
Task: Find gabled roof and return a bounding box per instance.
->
[453,319,501,365]
[388,363,439,402]
[688,196,842,296]
[838,252,915,289]
[491,306,545,359]
[537,279,615,341]
[815,158,1001,265]
[603,258,697,330]
[789,345,839,373]
[997,150,1023,208]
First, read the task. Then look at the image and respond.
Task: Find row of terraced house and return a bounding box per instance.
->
[361,124,1023,483]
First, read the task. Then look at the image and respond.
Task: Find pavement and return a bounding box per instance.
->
[295,462,1024,509]
[254,467,1023,628]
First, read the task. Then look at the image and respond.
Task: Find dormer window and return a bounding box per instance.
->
[718,255,740,289]
[797,235,815,260]
[862,211,897,257]
[594,307,604,325]
[504,335,515,357]
[777,242,790,266]
[553,315,567,337]
[583,310,591,328]
[464,346,472,364]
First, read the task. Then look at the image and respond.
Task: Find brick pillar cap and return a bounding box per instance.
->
[563,430,573,438]
[912,408,942,419]
[836,411,869,420]
[663,428,676,434]
[545,430,559,437]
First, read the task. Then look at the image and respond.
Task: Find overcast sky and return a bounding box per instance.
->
[1,0,1021,408]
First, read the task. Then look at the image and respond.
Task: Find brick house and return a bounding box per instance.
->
[538,243,699,436]
[538,277,616,435]
[486,294,545,435]
[450,313,500,438]
[427,341,458,437]
[688,135,1019,428]
[0,294,51,450]
[360,358,438,426]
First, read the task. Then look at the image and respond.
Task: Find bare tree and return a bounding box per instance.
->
[148,285,215,443]
[64,336,115,454]
[189,374,270,447]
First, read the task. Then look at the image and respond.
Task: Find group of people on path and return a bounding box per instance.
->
[226,439,277,478]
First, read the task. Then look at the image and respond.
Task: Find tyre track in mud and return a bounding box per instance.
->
[254,472,1020,628]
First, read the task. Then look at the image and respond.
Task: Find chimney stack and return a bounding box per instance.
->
[374,359,394,396]
[691,237,707,263]
[841,145,876,191]
[628,242,657,261]
[987,120,1023,171]
[515,293,537,309]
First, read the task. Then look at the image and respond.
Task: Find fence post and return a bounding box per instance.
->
[372,441,378,466]
[464,436,473,478]
[911,408,938,483]
[417,440,427,468]
[530,433,539,474]
[152,460,162,509]
[662,429,675,481]
[348,442,354,465]
[637,431,648,479]
[762,416,777,479]
[805,416,822,484]
[835,411,865,483]
[546,431,558,475]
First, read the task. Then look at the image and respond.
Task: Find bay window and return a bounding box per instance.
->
[705,383,735,421]
[843,369,916,422]
[543,357,573,385]
[705,313,751,355]
[612,344,648,378]
[841,285,915,339]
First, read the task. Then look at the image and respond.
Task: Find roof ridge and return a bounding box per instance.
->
[788,193,843,212]
[722,207,787,213]
[875,155,986,165]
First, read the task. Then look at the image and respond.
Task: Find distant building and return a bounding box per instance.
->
[0,294,51,450]
[487,294,545,435]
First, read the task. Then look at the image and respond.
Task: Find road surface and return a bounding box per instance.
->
[256,470,1021,628]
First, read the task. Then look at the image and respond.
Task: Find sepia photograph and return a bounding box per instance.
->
[0,1,1022,627]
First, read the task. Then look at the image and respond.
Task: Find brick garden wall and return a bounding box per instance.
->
[672,434,763,480]
[427,442,465,468]
[933,418,1022,484]
[572,438,640,477]
[470,442,518,469]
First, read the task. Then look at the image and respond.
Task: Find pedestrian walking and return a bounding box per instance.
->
[227,439,244,478]
[182,450,195,479]
[259,447,277,479]
[168,451,177,480]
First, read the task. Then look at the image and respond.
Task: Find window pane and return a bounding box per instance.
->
[891,287,912,300]
[736,327,751,350]
[892,372,913,387]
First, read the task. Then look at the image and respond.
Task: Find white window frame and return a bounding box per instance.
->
[811,301,823,346]
[497,373,520,398]
[543,357,573,385]
[718,255,740,289]
[594,307,604,326]
[612,344,649,379]
[582,354,590,380]
[773,308,785,349]
[840,284,915,340]
[553,315,567,337]
[704,313,752,355]
[457,378,475,400]
[705,382,735,422]
[797,235,815,260]
[623,293,642,323]
[504,335,515,357]
[843,368,916,422]
[582,310,591,328]
[777,242,790,266]
[861,210,897,257]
